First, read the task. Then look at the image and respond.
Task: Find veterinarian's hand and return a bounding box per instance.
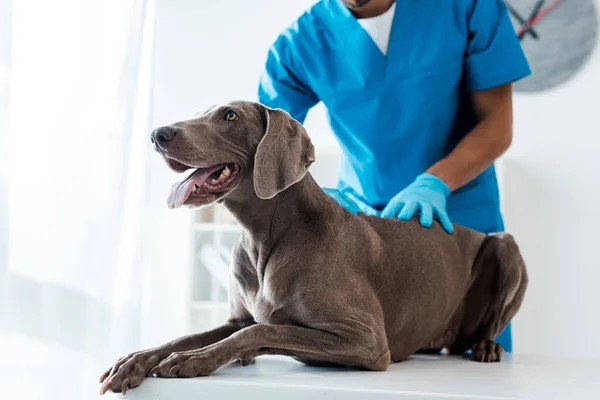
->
[323,188,380,216]
[381,173,453,234]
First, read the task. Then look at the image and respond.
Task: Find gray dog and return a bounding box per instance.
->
[99,101,528,395]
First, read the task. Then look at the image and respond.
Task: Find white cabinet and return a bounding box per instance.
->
[190,206,240,332]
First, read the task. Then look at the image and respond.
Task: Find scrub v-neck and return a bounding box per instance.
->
[357,1,396,55]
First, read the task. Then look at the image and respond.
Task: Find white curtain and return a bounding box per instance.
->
[0,1,189,398]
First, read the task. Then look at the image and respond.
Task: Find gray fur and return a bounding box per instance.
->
[99,101,528,395]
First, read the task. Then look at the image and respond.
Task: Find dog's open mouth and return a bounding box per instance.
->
[167,161,240,209]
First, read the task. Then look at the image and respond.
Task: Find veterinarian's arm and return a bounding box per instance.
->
[382,84,513,232]
[258,38,318,123]
[427,83,514,191]
[427,0,528,190]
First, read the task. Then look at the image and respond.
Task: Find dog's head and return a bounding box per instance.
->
[151,101,315,208]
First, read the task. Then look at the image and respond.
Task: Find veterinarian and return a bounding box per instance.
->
[258,0,529,351]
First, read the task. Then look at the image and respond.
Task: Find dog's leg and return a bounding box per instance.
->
[471,339,504,362]
[99,320,253,394]
[150,324,391,377]
[463,233,528,363]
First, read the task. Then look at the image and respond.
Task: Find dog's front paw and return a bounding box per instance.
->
[99,350,165,395]
[471,340,504,363]
[149,349,225,378]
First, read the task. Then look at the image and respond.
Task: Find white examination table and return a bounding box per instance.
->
[114,354,600,400]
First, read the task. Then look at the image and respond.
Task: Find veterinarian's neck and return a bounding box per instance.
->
[224,174,331,241]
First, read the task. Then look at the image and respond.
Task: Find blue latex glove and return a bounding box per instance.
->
[381,173,454,233]
[323,188,379,216]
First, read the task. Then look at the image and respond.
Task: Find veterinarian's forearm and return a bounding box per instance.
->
[427,83,514,191]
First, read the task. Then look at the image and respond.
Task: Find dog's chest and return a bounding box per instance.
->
[247,290,292,325]
[233,243,298,325]
[235,270,294,325]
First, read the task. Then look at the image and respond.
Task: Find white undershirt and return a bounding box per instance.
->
[356,1,396,55]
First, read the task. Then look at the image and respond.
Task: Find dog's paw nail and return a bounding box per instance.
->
[99,370,109,383]
[169,365,180,376]
[99,381,110,395]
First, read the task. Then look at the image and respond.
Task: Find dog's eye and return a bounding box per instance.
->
[224,111,238,121]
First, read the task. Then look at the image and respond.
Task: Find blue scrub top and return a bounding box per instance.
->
[258,0,530,233]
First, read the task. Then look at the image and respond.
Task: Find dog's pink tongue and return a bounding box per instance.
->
[167,168,215,209]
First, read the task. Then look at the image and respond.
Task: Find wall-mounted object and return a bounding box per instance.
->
[505,0,598,92]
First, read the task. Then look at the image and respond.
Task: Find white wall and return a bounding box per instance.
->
[152,0,600,357]
[152,0,339,187]
[504,2,600,358]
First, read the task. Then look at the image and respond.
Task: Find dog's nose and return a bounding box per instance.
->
[151,126,178,147]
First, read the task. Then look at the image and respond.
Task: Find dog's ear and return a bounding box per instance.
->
[253,107,315,199]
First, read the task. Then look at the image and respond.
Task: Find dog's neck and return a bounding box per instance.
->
[223,173,336,244]
[223,173,343,283]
